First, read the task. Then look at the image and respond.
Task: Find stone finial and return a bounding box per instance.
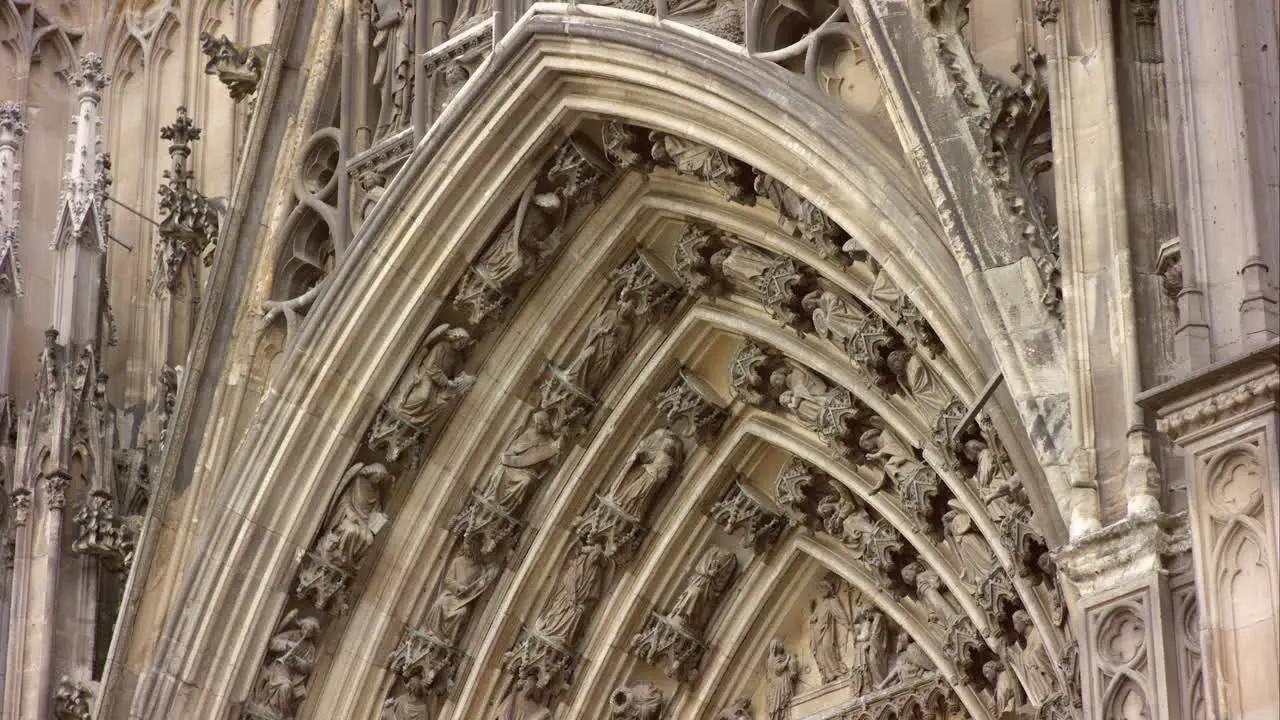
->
[71,53,109,95]
[154,106,221,290]
[160,105,201,154]
[0,102,26,144]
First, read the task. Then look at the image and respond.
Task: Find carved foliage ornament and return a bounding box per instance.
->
[155,106,221,292]
[708,478,787,552]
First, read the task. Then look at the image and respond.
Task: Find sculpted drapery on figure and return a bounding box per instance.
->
[631,546,739,679]
[886,349,951,415]
[246,611,322,719]
[809,575,851,684]
[380,675,431,720]
[533,541,609,646]
[479,410,562,516]
[667,547,738,630]
[607,428,683,517]
[765,638,803,720]
[294,463,393,611]
[649,130,754,204]
[422,541,499,644]
[944,505,996,587]
[850,607,888,694]
[370,0,414,140]
[369,324,476,460]
[878,633,934,689]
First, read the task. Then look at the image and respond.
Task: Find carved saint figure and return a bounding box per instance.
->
[808,576,850,684]
[476,410,561,514]
[668,547,738,631]
[859,427,920,493]
[902,563,956,625]
[423,545,499,644]
[983,660,1024,718]
[371,0,414,140]
[944,506,996,586]
[381,675,430,720]
[1011,610,1056,703]
[250,612,321,718]
[606,428,683,517]
[886,349,949,413]
[565,300,635,395]
[709,243,774,299]
[535,541,608,645]
[850,608,888,694]
[315,463,392,571]
[388,324,475,428]
[772,366,844,429]
[816,494,874,550]
[878,633,934,688]
[764,638,802,720]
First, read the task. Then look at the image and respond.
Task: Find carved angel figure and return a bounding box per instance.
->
[606,428,683,517]
[668,547,738,631]
[773,366,845,429]
[381,675,430,720]
[534,541,608,645]
[423,547,499,644]
[315,462,392,571]
[808,576,850,684]
[765,638,803,720]
[386,324,475,429]
[249,611,322,718]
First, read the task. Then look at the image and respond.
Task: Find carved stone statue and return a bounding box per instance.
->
[422,545,499,644]
[391,324,475,428]
[605,428,683,517]
[754,171,844,257]
[534,541,608,645]
[487,675,552,720]
[902,563,956,625]
[886,349,950,414]
[564,300,636,396]
[716,697,753,719]
[772,365,853,438]
[805,289,868,351]
[878,633,934,688]
[668,547,738,631]
[650,131,753,204]
[371,0,414,140]
[477,410,562,516]
[381,675,430,720]
[608,681,665,720]
[944,505,996,586]
[983,660,1025,718]
[808,575,850,684]
[764,638,802,720]
[247,611,322,719]
[315,462,392,570]
[1011,610,1056,703]
[859,427,921,492]
[850,608,888,694]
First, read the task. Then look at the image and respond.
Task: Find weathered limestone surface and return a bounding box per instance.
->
[0,1,1275,719]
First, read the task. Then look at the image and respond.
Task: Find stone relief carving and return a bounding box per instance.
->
[708,478,788,552]
[368,324,476,462]
[716,696,753,719]
[573,428,685,559]
[453,137,612,326]
[294,462,393,613]
[809,574,852,683]
[1011,608,1058,706]
[850,606,891,694]
[656,366,729,442]
[53,675,91,720]
[901,562,958,627]
[505,540,607,687]
[380,674,431,720]
[608,681,665,720]
[754,171,848,259]
[244,610,322,720]
[878,633,935,688]
[862,426,949,536]
[199,33,267,102]
[943,503,996,588]
[630,546,739,680]
[71,489,136,573]
[648,130,755,204]
[764,638,803,720]
[984,659,1026,718]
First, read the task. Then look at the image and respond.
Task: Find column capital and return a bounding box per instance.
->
[1053,511,1190,599]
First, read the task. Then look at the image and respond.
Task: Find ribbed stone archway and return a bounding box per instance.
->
[128,8,1076,720]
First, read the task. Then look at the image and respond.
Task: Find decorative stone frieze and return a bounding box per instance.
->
[199,33,267,101]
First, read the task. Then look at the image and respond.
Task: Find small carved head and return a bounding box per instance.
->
[858,428,882,453]
[983,660,1001,682]
[445,327,474,349]
[962,439,987,462]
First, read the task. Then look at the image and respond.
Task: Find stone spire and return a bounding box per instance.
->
[49,54,111,346]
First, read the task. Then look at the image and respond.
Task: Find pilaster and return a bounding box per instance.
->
[1141,341,1280,720]
[1055,510,1192,720]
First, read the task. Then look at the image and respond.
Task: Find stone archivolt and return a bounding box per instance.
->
[214,110,1062,720]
